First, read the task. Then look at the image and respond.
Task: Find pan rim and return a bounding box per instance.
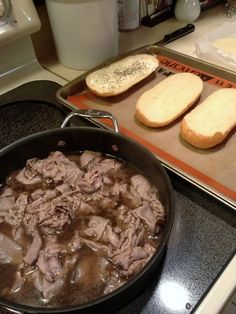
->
[0,126,175,313]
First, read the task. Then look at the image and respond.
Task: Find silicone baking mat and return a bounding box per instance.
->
[58,49,236,210]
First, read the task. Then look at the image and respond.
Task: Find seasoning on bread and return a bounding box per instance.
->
[85,54,159,97]
[135,73,203,127]
[180,88,236,149]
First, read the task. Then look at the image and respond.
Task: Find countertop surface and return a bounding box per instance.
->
[33,3,233,82]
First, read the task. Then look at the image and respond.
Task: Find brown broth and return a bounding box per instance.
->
[0,151,165,308]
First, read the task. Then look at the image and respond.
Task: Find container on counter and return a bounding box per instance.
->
[118,0,140,31]
[45,0,119,70]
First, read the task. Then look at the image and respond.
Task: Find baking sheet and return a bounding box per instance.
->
[57,46,236,210]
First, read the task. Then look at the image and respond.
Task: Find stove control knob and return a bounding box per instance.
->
[0,0,11,21]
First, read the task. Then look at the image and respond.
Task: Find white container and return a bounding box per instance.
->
[118,0,140,31]
[174,0,201,23]
[45,0,119,70]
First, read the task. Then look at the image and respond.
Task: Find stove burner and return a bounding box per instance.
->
[0,100,67,149]
[0,80,99,150]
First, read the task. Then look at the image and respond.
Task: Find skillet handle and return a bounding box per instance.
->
[61,109,119,133]
[0,306,24,314]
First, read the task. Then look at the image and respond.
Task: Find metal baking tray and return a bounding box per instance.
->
[56,45,236,211]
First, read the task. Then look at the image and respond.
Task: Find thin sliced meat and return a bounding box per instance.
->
[131,174,151,199]
[84,216,109,240]
[42,277,64,301]
[80,150,100,168]
[0,194,15,211]
[0,232,22,264]
[23,229,42,265]
[132,203,157,235]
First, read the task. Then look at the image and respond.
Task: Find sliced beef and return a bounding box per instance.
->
[35,243,68,300]
[37,244,66,283]
[149,197,166,220]
[23,229,42,265]
[15,158,42,187]
[84,216,109,240]
[0,150,165,306]
[56,183,71,195]
[81,238,111,255]
[120,190,140,209]
[23,151,83,188]
[0,232,22,264]
[97,158,122,174]
[78,201,96,215]
[24,194,79,235]
[42,277,64,301]
[79,172,102,193]
[109,215,149,277]
[111,182,127,197]
[131,203,157,235]
[130,174,151,199]
[32,270,43,294]
[80,150,100,168]
[0,192,28,227]
[102,225,120,248]
[33,270,64,301]
[0,191,15,211]
[0,187,14,197]
[84,216,120,249]
[78,157,122,194]
[31,189,44,201]
[12,226,24,242]
[112,246,147,273]
[30,189,58,203]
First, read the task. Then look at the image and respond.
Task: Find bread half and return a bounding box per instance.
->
[135,73,203,127]
[180,88,236,149]
[85,54,159,97]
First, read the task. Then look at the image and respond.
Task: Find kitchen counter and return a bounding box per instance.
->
[32,3,231,82]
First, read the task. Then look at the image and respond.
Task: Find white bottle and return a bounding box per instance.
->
[174,0,201,23]
[118,0,140,31]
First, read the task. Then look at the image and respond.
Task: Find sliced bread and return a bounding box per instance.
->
[85,54,159,97]
[135,72,203,127]
[180,88,236,149]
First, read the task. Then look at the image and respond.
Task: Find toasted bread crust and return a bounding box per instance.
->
[136,95,201,127]
[85,54,159,97]
[180,119,226,149]
[135,73,203,128]
[180,88,236,149]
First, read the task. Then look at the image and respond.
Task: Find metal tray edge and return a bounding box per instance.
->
[56,45,236,212]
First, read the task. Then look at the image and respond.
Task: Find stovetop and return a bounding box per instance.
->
[0,80,236,314]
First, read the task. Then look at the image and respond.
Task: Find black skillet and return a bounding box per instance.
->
[0,109,174,314]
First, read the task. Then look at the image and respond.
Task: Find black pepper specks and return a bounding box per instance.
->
[86,54,159,95]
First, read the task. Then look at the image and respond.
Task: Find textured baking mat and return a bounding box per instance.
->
[58,52,236,209]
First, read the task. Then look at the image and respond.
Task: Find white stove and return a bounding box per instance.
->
[0,0,66,95]
[195,254,236,314]
[0,1,235,314]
